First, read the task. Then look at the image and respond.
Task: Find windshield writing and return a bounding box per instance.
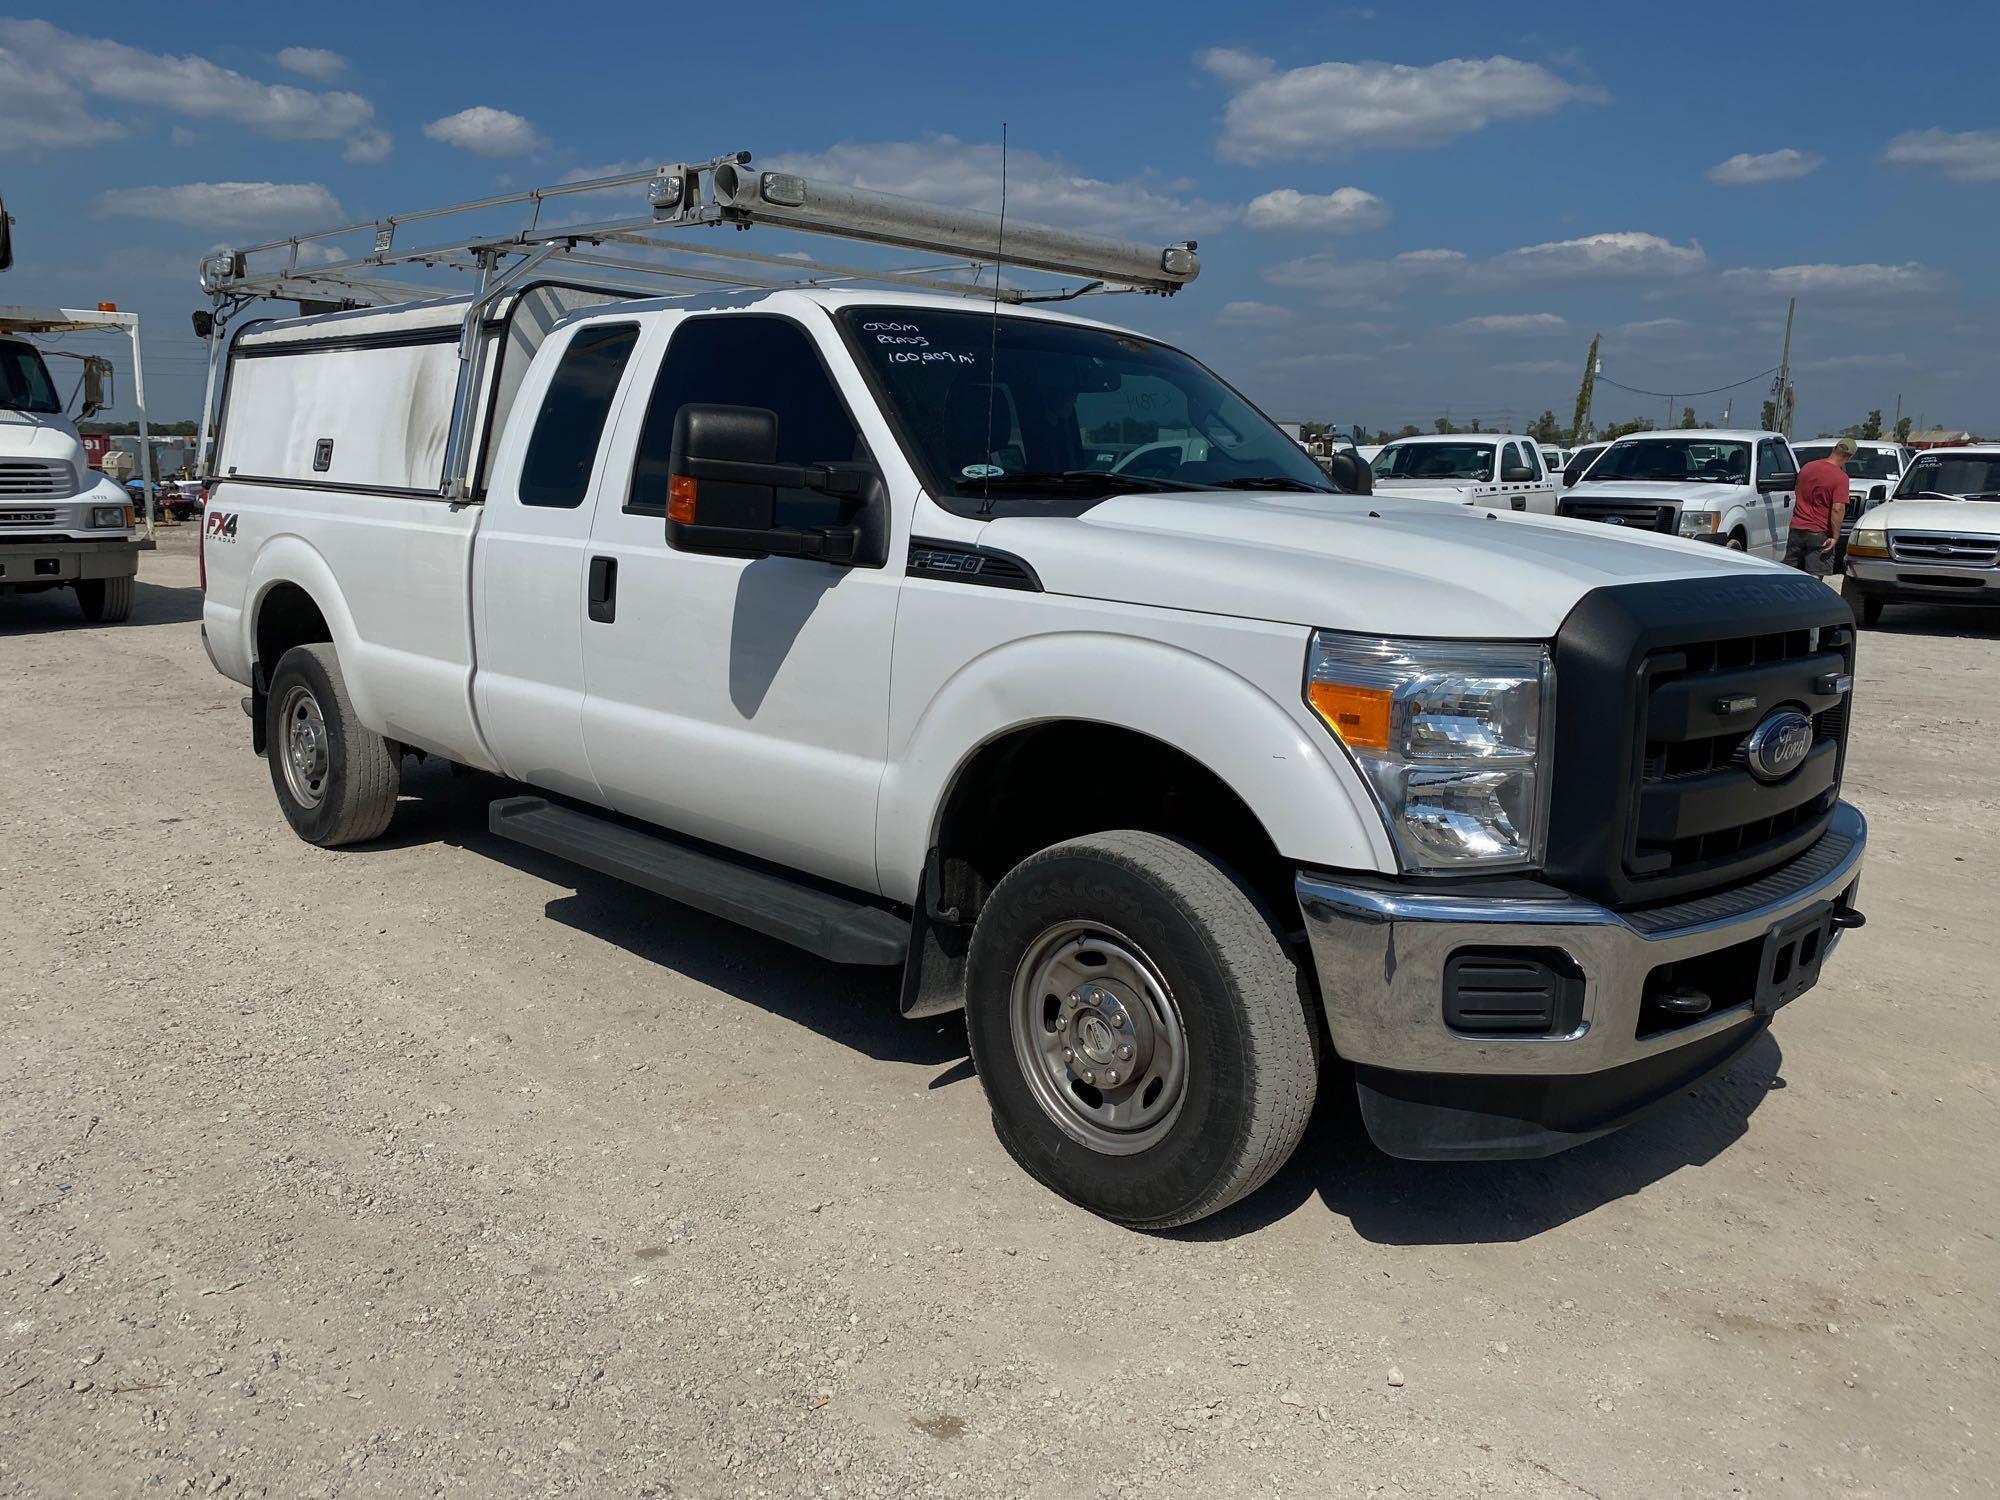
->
[1895,453,2000,500]
[838,308,1335,509]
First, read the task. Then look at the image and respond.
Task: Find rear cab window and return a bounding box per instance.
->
[518,322,640,508]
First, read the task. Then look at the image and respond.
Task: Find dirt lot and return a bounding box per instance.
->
[2,527,1995,1499]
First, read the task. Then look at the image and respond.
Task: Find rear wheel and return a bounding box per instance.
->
[265,643,400,846]
[75,575,134,623]
[965,831,1318,1229]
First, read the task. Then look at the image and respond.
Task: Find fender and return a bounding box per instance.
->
[876,631,1395,903]
[238,532,503,773]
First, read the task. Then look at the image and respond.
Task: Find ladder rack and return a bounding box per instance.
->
[195,151,1203,498]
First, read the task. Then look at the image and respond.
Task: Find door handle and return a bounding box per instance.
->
[588,555,617,623]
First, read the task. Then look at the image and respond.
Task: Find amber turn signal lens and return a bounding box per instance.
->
[667,474,697,525]
[1846,538,1888,559]
[1308,681,1393,752]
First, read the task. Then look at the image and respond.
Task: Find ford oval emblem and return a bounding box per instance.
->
[1745,710,1814,783]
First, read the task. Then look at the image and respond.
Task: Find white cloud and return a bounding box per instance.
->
[1706,148,1823,186]
[275,46,346,82]
[1216,300,1292,326]
[0,19,373,141]
[423,106,546,158]
[1266,231,1702,303]
[1453,313,1567,334]
[768,134,1235,237]
[170,126,201,148]
[1809,352,1916,372]
[1882,128,2000,182]
[1618,317,1687,335]
[1484,231,1707,282]
[1720,262,1943,296]
[1243,186,1388,232]
[0,39,124,150]
[93,181,344,231]
[342,128,393,165]
[1199,50,1607,162]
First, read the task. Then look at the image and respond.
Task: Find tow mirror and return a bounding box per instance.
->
[1501,464,1536,483]
[1324,450,1372,495]
[665,403,876,564]
[79,356,112,419]
[0,194,12,272]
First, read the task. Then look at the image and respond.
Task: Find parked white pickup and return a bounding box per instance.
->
[1366,432,1559,513]
[1558,429,1800,556]
[199,279,1867,1227]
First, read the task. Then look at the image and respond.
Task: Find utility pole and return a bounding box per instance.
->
[1774,297,1796,438]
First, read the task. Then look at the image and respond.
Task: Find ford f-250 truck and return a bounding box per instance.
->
[195,167,1866,1227]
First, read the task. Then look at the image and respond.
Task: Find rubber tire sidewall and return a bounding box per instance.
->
[965,833,1314,1229]
[264,644,398,846]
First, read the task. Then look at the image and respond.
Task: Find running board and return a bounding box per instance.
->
[488,796,909,966]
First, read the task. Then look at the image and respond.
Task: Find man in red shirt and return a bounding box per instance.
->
[1785,436,1853,576]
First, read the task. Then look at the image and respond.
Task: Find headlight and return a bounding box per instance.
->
[90,505,129,529]
[1677,509,1720,536]
[1306,631,1552,871]
[1848,527,1889,559]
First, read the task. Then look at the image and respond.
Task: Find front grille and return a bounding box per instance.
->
[0,460,77,498]
[1561,498,1676,533]
[0,508,61,527]
[1889,531,2000,568]
[1546,575,1854,908]
[1632,625,1850,884]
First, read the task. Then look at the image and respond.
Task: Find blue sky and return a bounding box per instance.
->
[4,1,1996,437]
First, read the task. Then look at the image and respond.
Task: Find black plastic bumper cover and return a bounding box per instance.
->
[1354,1017,1767,1161]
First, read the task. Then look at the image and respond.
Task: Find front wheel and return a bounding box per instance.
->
[1725,530,1747,552]
[265,643,401,846]
[965,831,1318,1229]
[74,575,134,623]
[1858,595,1885,627]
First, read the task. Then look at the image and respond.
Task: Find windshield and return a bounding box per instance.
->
[1584,438,1750,484]
[1371,442,1495,481]
[838,307,1335,510]
[0,340,61,414]
[1795,444,1903,480]
[1894,452,2000,500]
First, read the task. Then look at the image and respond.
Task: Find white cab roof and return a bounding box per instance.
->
[1605,429,1779,444]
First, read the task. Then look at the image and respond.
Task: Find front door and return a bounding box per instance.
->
[578,310,903,894]
[1755,438,1797,556]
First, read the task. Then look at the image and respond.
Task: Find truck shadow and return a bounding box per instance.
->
[1182,1030,1784,1245]
[0,577,204,635]
[1858,606,2000,638]
[383,759,959,1070]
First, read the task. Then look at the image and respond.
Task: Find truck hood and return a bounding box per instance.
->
[980,489,1783,639]
[1567,479,1747,510]
[1856,497,2000,535]
[0,408,86,468]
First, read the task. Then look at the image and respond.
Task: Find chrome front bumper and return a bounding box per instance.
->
[1846,555,2000,601]
[1296,801,1866,1079]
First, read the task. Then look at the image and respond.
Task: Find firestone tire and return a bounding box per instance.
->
[265,643,400,847]
[965,830,1319,1230]
[75,575,135,623]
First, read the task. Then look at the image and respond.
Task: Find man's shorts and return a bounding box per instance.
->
[1782,527,1831,577]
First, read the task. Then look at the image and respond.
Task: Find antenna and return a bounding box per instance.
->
[979,124,1009,518]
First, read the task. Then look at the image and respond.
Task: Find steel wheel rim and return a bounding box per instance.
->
[1009,921,1189,1156]
[279,683,330,810]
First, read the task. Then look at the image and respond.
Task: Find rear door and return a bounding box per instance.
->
[1516,441,1557,513]
[577,309,903,893]
[472,318,643,800]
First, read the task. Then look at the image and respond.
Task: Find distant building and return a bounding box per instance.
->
[1906,428,1979,450]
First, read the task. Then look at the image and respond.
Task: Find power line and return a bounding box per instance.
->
[1596,366,1779,401]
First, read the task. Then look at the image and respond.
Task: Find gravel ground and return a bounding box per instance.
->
[3,528,1995,1499]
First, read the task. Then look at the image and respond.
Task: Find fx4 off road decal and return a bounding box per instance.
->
[205,511,239,542]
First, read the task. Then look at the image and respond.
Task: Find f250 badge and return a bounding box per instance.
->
[205,511,238,542]
[1745,709,1813,783]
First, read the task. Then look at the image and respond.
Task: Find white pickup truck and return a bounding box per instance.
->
[1367,432,1559,513]
[1558,429,1800,555]
[196,170,1867,1227]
